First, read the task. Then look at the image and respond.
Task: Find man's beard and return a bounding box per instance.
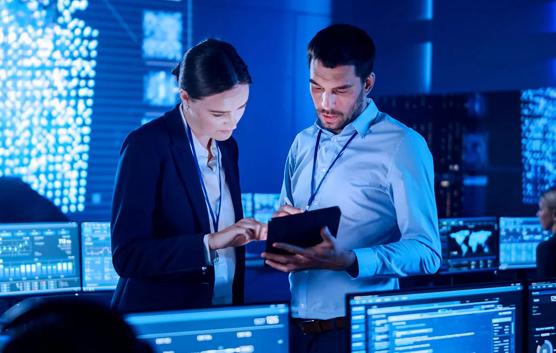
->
[317,88,367,132]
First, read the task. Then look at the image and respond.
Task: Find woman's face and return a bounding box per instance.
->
[180,84,249,143]
[537,197,555,231]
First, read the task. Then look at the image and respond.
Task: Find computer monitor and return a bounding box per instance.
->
[253,193,281,224]
[241,193,254,218]
[499,217,551,270]
[80,222,119,291]
[528,280,556,353]
[125,303,290,353]
[347,282,524,353]
[438,217,499,273]
[0,222,81,296]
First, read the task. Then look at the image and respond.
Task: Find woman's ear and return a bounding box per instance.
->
[179,89,190,107]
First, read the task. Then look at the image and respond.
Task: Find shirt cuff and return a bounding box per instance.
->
[352,247,379,279]
[203,234,218,265]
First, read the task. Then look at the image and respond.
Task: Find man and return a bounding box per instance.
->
[262,24,441,353]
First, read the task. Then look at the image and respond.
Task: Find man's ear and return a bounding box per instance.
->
[363,72,375,93]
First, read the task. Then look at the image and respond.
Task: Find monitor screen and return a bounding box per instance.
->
[80,222,119,291]
[253,193,281,224]
[0,222,81,296]
[439,217,499,273]
[347,282,524,353]
[528,280,556,353]
[126,303,290,353]
[499,217,551,270]
[241,193,254,218]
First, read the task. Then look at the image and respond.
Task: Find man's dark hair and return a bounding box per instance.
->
[307,24,376,81]
[172,38,252,100]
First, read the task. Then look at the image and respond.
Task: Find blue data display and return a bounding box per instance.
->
[0,222,81,296]
[126,304,290,353]
[0,1,191,220]
[528,281,556,353]
[80,222,119,291]
[253,193,281,224]
[439,217,499,273]
[521,88,556,204]
[241,193,254,218]
[348,283,524,353]
[499,217,552,270]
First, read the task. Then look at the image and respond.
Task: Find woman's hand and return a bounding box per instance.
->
[208,218,267,250]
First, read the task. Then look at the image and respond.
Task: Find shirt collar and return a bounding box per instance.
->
[314,98,379,137]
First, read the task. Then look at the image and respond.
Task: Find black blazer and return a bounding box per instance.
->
[537,234,556,279]
[111,105,245,313]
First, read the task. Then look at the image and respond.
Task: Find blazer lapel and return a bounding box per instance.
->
[164,106,211,234]
[220,142,243,222]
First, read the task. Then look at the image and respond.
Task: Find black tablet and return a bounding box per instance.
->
[265,206,341,255]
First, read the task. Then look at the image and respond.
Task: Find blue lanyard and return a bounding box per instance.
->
[307,129,358,210]
[185,125,222,232]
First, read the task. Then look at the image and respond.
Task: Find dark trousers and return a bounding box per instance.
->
[290,320,347,353]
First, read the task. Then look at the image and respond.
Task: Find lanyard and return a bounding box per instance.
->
[307,129,358,210]
[185,124,222,232]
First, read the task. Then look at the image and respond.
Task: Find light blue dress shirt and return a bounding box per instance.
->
[280,99,441,319]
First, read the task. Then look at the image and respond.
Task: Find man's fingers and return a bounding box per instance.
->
[280,205,304,215]
[264,259,291,273]
[272,242,306,255]
[261,251,290,264]
[272,205,303,218]
[320,226,335,243]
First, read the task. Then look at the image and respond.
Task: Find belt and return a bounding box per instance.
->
[293,317,346,334]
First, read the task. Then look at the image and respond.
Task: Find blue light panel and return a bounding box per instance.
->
[521,87,556,204]
[0,0,98,213]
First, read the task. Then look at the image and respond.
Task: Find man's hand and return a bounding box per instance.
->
[208,218,266,250]
[261,227,356,272]
[272,204,303,218]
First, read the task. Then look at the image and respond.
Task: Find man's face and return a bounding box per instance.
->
[309,59,374,134]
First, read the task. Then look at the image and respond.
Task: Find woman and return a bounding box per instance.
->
[111,39,265,312]
[536,186,556,278]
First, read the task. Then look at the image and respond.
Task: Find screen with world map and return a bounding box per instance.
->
[439,217,499,274]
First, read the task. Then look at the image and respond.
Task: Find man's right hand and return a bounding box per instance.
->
[272,204,304,218]
[208,218,265,250]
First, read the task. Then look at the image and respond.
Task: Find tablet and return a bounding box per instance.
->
[265,206,341,255]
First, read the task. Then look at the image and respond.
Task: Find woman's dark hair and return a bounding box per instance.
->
[307,24,376,81]
[172,38,252,100]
